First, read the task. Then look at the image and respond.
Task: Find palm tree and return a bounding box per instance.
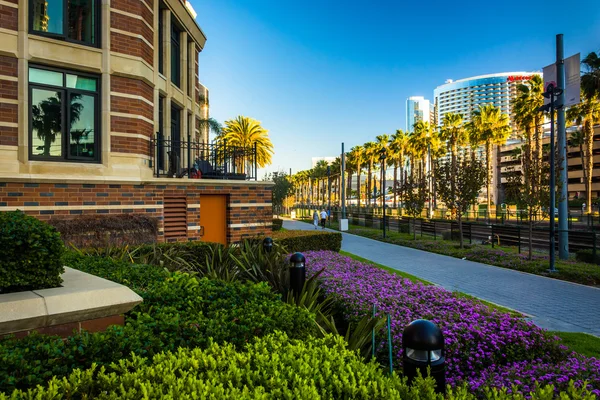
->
[363,142,378,207]
[330,157,341,205]
[513,75,544,165]
[314,160,329,205]
[216,116,273,172]
[567,92,600,214]
[32,93,84,156]
[349,145,364,206]
[389,130,409,210]
[470,104,511,216]
[582,51,600,99]
[375,134,391,207]
[439,113,468,215]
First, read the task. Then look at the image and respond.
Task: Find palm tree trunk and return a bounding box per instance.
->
[580,143,587,206]
[357,167,361,207]
[451,145,457,219]
[486,141,492,221]
[586,119,593,214]
[367,163,372,207]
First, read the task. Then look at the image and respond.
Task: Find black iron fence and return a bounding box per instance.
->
[150,134,258,180]
[291,206,599,257]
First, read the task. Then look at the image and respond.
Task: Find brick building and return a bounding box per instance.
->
[0,0,272,244]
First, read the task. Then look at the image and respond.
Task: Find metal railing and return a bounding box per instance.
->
[150,134,257,180]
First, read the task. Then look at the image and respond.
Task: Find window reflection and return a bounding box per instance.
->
[69,94,95,159]
[31,88,63,157]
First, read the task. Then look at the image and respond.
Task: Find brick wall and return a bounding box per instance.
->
[110,1,154,66]
[0,2,17,31]
[0,55,17,147]
[0,181,273,243]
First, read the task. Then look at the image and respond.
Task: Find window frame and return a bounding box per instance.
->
[158,8,164,75]
[170,19,181,88]
[28,64,101,163]
[29,0,101,48]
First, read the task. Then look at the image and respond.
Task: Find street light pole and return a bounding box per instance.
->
[327,165,331,227]
[556,34,569,260]
[540,83,563,273]
[380,149,387,239]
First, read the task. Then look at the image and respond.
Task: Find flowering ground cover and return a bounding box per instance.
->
[304,250,600,396]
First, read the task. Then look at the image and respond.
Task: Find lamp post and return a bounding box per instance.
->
[539,83,563,273]
[380,149,387,239]
[327,165,331,227]
[402,319,445,394]
[262,237,273,253]
[289,252,306,299]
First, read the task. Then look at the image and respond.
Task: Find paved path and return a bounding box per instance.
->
[284,219,600,336]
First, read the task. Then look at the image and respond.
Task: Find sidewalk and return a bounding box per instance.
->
[284,219,600,336]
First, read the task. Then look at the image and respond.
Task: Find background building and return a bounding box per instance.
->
[405,96,433,132]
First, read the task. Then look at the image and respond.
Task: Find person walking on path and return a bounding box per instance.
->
[320,210,327,229]
[313,210,319,229]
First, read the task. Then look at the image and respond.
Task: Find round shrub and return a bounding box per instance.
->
[0,211,64,292]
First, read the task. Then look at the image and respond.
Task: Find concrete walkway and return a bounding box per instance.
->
[284,219,600,336]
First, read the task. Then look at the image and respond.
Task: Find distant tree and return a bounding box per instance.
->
[581,50,600,99]
[435,154,486,248]
[401,171,428,240]
[268,171,293,209]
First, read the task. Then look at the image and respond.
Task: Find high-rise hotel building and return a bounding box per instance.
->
[433,72,541,205]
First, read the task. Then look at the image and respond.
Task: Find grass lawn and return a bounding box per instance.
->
[550,331,600,358]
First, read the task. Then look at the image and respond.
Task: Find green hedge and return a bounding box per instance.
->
[3,332,593,399]
[0,211,64,292]
[272,218,283,231]
[0,253,317,393]
[576,249,600,264]
[270,230,342,252]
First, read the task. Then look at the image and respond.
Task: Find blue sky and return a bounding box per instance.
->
[191,0,600,176]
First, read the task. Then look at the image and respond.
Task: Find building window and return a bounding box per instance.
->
[29,66,99,162]
[158,9,164,75]
[30,0,99,46]
[171,21,180,88]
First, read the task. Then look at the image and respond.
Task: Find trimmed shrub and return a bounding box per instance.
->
[270,230,342,252]
[0,253,317,393]
[272,217,283,231]
[4,333,595,399]
[576,249,600,264]
[49,214,158,248]
[0,211,64,292]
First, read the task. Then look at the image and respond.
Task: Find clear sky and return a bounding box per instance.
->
[191,0,600,176]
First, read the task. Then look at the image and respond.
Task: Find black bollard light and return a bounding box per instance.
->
[262,237,273,253]
[402,319,445,394]
[289,252,306,298]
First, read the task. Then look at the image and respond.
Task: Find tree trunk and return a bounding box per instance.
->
[367,163,372,208]
[580,143,587,209]
[347,172,352,206]
[458,211,464,248]
[585,119,593,214]
[486,141,492,221]
[357,167,361,207]
[528,206,533,261]
[413,216,417,240]
[451,144,457,219]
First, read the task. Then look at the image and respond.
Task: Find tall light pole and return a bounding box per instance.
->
[556,34,569,260]
[327,165,331,227]
[380,149,387,238]
[540,83,563,273]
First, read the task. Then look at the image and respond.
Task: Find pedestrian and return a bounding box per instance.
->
[313,210,319,230]
[320,209,327,229]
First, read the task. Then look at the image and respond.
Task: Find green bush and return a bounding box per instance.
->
[576,249,600,264]
[4,332,595,399]
[0,211,64,292]
[0,253,317,393]
[272,218,283,231]
[133,241,215,271]
[48,214,158,248]
[270,230,342,252]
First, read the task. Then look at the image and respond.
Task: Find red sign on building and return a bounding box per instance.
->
[507,75,532,82]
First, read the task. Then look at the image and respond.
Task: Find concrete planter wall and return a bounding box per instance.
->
[0,268,142,338]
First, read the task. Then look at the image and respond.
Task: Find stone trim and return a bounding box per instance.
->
[110,91,154,107]
[110,8,153,32]
[229,222,271,228]
[0,268,142,335]
[110,28,154,50]
[0,204,164,212]
[111,131,152,141]
[0,74,17,82]
[0,1,17,8]
[229,203,272,208]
